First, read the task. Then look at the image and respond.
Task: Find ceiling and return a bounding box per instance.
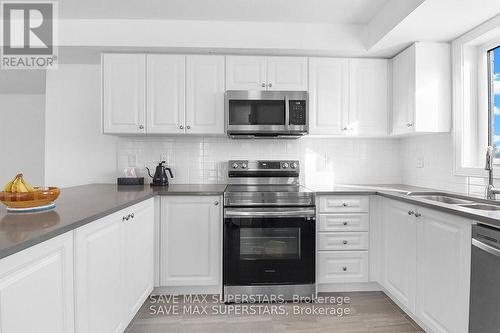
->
[59,0,391,24]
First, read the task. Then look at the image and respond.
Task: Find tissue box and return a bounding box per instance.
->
[117,177,144,186]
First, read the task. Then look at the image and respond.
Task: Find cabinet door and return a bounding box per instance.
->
[160,196,222,287]
[226,56,267,90]
[186,55,225,134]
[415,208,471,333]
[266,56,307,91]
[391,47,415,135]
[0,232,74,333]
[146,55,185,134]
[75,213,125,333]
[124,199,155,324]
[317,251,369,283]
[308,58,348,135]
[103,54,146,134]
[382,199,417,312]
[349,59,388,136]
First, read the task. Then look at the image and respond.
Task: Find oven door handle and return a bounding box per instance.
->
[224,208,316,218]
[472,238,500,258]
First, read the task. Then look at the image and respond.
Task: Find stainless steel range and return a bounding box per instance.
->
[223,160,316,302]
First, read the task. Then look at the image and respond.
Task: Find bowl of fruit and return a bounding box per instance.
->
[0,174,60,212]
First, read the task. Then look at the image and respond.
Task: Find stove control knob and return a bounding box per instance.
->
[282,162,289,169]
[291,162,298,169]
[232,163,239,169]
[241,163,247,169]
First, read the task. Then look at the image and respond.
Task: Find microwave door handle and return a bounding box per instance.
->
[285,96,290,131]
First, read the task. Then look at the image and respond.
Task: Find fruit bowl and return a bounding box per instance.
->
[0,187,60,209]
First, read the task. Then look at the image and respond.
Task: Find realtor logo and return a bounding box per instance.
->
[1,1,58,69]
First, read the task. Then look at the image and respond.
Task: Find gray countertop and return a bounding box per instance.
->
[0,184,226,260]
[2,182,500,261]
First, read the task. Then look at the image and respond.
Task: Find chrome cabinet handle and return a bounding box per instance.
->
[343,240,348,245]
[130,213,134,219]
[342,267,347,272]
[214,201,219,206]
[414,213,422,218]
[343,222,348,226]
[268,83,272,88]
[186,125,191,130]
[139,125,144,130]
[179,125,184,129]
[342,203,348,207]
[408,211,415,215]
[406,123,413,127]
[261,83,266,87]
[343,127,348,131]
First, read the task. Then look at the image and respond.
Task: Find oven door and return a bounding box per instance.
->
[224,207,315,286]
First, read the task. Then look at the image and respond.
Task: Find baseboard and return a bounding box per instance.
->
[317,282,382,292]
[153,285,222,295]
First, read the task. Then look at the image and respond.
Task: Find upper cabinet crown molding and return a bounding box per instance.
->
[226,55,307,91]
[391,42,451,136]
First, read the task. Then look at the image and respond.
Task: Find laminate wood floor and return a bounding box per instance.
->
[126,291,424,333]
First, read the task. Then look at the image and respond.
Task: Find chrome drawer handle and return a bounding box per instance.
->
[342,267,347,272]
[343,240,348,245]
[343,222,348,226]
[415,213,421,218]
[342,203,348,207]
[408,210,415,215]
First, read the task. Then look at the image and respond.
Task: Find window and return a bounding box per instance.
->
[489,46,500,160]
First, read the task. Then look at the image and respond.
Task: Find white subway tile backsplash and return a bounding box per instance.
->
[117,136,402,186]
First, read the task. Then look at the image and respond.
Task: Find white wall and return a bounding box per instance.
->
[0,94,45,186]
[44,64,118,187]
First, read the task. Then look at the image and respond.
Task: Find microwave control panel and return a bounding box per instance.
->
[289,100,306,125]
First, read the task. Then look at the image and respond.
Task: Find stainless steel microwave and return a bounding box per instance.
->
[225,90,308,139]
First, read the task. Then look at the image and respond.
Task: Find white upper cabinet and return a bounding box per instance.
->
[0,232,74,333]
[308,58,348,135]
[415,207,471,333]
[348,59,388,136]
[226,56,307,91]
[266,56,308,91]
[185,55,225,135]
[226,56,267,90]
[391,42,451,136]
[146,55,185,134]
[103,54,146,134]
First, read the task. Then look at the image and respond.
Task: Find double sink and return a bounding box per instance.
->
[406,192,500,211]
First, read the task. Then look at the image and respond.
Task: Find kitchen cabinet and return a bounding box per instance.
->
[382,199,417,312]
[160,196,222,291]
[380,198,472,333]
[103,53,225,135]
[391,42,451,136]
[226,56,307,91]
[0,232,74,333]
[185,55,225,134]
[308,58,348,135]
[146,54,185,134]
[348,59,388,136]
[102,54,146,134]
[415,207,471,333]
[75,199,154,333]
[309,58,388,136]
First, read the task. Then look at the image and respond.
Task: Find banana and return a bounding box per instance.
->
[3,174,37,193]
[10,177,20,193]
[16,180,28,193]
[21,179,36,192]
[3,175,18,192]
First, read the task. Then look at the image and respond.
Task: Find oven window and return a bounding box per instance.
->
[228,100,285,125]
[239,227,301,260]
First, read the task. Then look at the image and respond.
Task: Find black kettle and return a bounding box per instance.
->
[146,161,173,186]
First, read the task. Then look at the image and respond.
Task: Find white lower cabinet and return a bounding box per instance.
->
[160,196,222,291]
[75,199,154,333]
[0,232,74,333]
[380,198,472,333]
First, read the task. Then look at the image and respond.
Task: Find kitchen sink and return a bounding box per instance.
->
[408,193,473,205]
[459,204,500,211]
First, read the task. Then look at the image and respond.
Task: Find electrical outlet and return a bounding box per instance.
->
[416,158,424,168]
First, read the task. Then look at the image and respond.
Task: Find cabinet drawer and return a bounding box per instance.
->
[317,251,369,283]
[318,232,369,251]
[319,214,369,232]
[318,196,369,213]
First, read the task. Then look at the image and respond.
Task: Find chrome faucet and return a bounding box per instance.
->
[485,146,500,199]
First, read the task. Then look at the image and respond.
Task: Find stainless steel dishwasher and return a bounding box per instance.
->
[469,224,500,332]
